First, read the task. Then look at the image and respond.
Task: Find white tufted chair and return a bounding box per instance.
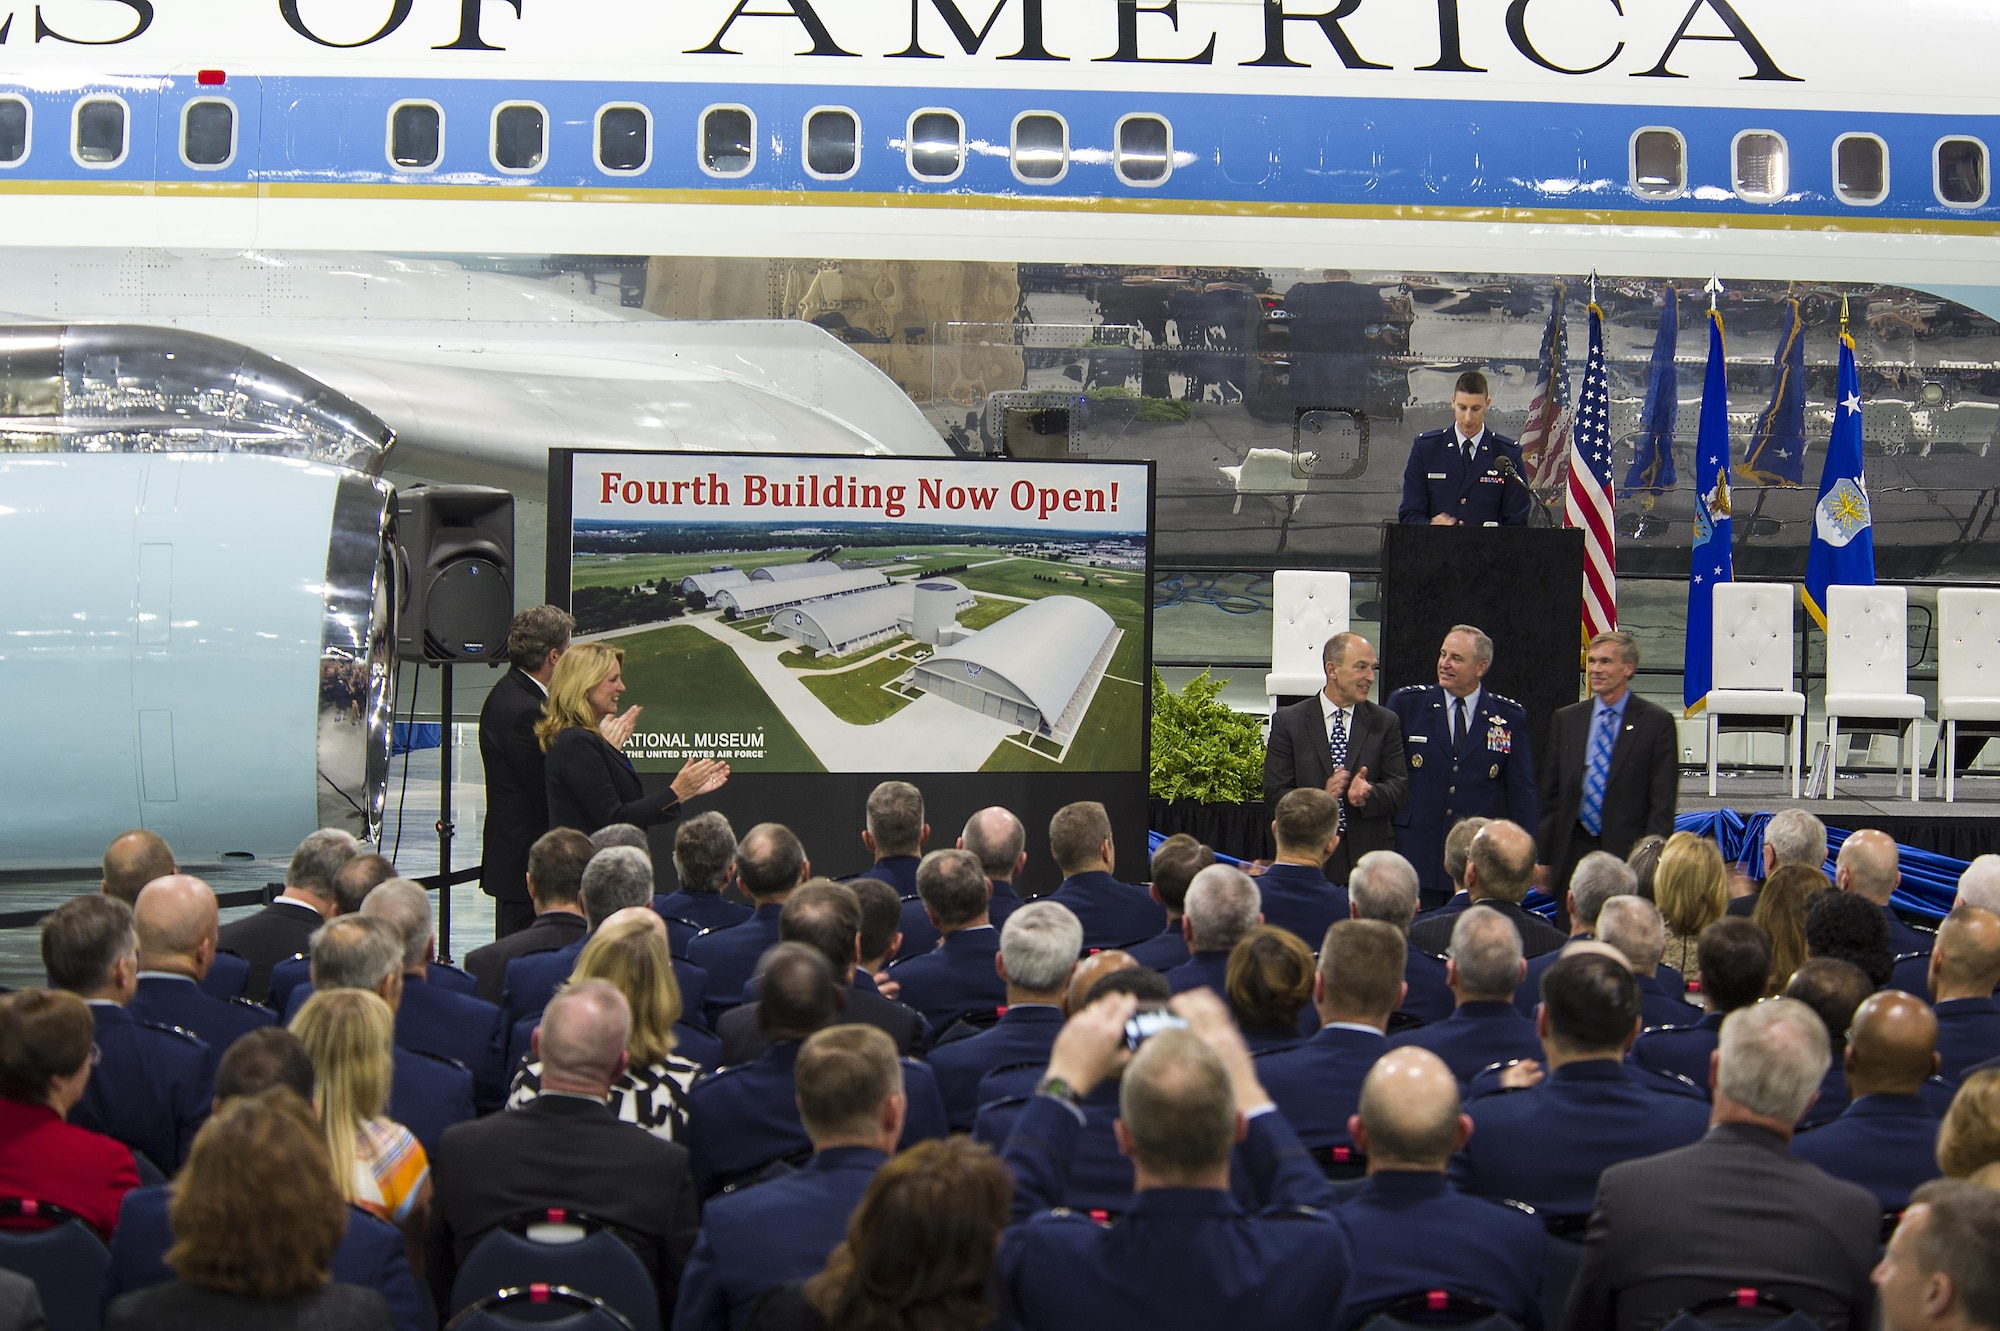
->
[1936,588,2000,802]
[1704,583,1806,798]
[1266,571,1351,714]
[1824,584,1927,801]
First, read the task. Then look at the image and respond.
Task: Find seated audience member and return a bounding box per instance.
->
[1339,1047,1545,1329]
[958,807,1030,930]
[1258,919,1405,1159]
[688,823,810,1026]
[361,878,507,1109]
[1930,906,2000,1083]
[1838,828,1936,956]
[688,947,946,1199]
[104,1090,394,1331]
[1227,927,1316,1053]
[1517,851,1637,1016]
[1597,896,1702,1029]
[1390,906,1540,1084]
[1457,951,1709,1220]
[0,989,140,1237]
[1257,789,1350,951]
[1899,859,2000,998]
[306,915,473,1160]
[427,980,700,1316]
[750,1137,1013,1331]
[40,894,212,1173]
[1126,834,1213,972]
[718,883,925,1062]
[1044,801,1165,950]
[510,912,703,1141]
[1787,957,1896,1128]
[1349,851,1452,1025]
[1067,951,1134,1013]
[655,811,752,937]
[1937,1069,2000,1189]
[592,823,652,854]
[1808,889,1898,987]
[850,878,903,990]
[1625,833,1667,902]
[1632,918,1772,1087]
[1565,999,1883,1331]
[1417,816,1489,921]
[926,903,1080,1131]
[1732,809,1830,918]
[100,829,177,908]
[332,853,399,919]
[128,875,275,1054]
[1754,864,1826,995]
[464,827,592,1004]
[1164,865,1263,995]
[105,1029,426,1331]
[675,1026,907,1331]
[1873,1180,2000,1331]
[1408,821,1565,960]
[1653,832,1729,981]
[1795,990,1945,1210]
[886,850,1006,1029]
[843,779,926,910]
[217,828,359,1002]
[995,988,1356,1331]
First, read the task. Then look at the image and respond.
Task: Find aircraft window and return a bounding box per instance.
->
[0,98,28,166]
[907,110,963,181]
[1012,113,1068,183]
[74,98,127,167]
[1630,128,1684,200]
[597,105,650,173]
[182,100,235,169]
[1732,131,1787,203]
[389,102,441,171]
[701,105,754,177]
[805,108,858,179]
[1835,134,1887,206]
[1116,114,1172,186]
[1937,138,1989,207]
[493,103,546,172]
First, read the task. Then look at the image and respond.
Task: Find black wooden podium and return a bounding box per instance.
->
[1379,525,1586,773]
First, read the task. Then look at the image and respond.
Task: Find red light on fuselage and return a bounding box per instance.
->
[196,70,226,86]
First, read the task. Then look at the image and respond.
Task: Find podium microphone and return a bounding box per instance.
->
[1492,453,1553,528]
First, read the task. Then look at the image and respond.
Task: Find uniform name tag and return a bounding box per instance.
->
[1428,472,1448,480]
[1407,734,1427,743]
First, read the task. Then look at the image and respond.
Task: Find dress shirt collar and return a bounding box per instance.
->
[1590,691,1630,727]
[1447,686,1482,729]
[1319,690,1355,737]
[272,895,326,919]
[84,998,123,1009]
[135,972,197,986]
[1321,1021,1387,1038]
[1456,427,1486,455]
[526,671,549,696]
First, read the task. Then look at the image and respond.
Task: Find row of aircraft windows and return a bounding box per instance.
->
[0,93,1989,209]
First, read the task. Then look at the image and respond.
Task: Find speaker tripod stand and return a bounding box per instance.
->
[432,661,458,964]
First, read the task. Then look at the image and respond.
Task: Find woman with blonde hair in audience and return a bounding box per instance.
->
[1226,926,1315,1053]
[1938,1067,2000,1191]
[290,988,430,1271]
[1751,864,1825,995]
[1654,833,1728,981]
[509,912,702,1141]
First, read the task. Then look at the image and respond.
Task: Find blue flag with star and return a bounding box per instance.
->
[1804,333,1874,630]
[1684,309,1734,717]
[1740,296,1807,485]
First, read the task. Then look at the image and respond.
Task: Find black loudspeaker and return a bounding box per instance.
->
[395,485,514,663]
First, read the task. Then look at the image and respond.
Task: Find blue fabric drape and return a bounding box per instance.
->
[1672,809,1957,921]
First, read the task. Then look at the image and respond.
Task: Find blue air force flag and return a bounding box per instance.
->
[1684,310,1734,717]
[1804,334,1874,630]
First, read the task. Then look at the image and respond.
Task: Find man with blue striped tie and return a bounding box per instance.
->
[1535,632,1678,923]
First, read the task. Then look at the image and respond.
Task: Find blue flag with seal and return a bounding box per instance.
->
[1804,331,1873,630]
[1623,286,1679,501]
[1684,308,1734,717]
[1740,296,1807,485]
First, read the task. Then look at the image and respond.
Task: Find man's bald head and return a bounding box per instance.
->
[1836,828,1902,905]
[101,830,175,906]
[1067,950,1135,1013]
[1465,821,1536,904]
[959,806,1026,881]
[133,875,218,966]
[535,979,630,1091]
[1847,990,1940,1098]
[1935,906,2000,997]
[1356,1047,1466,1171]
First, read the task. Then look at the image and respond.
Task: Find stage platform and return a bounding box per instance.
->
[1677,770,2000,863]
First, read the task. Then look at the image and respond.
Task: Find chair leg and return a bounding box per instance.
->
[1911,718,1922,803]
[1707,713,1719,797]
[1945,719,1957,804]
[1790,715,1802,801]
[1826,717,1840,800]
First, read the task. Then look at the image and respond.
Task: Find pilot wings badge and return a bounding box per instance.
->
[1815,477,1871,548]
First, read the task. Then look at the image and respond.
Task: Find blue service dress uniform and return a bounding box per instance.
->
[1791,1094,1942,1211]
[926,1004,1063,1131]
[1398,427,1531,527]
[71,1001,215,1174]
[684,904,785,1028]
[1388,684,1539,901]
[1387,1001,1544,1086]
[1337,1171,1548,1329]
[1046,870,1168,951]
[883,925,1005,1031]
[128,973,273,1057]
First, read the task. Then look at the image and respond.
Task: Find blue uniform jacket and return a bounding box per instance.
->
[842,857,926,959]
[652,891,753,957]
[1935,997,2000,1084]
[1336,1171,1547,1331]
[976,1079,1133,1215]
[1882,907,1937,960]
[1126,924,1191,973]
[885,926,1005,1030]
[1256,863,1350,954]
[1632,1010,1725,1087]
[108,1187,430,1331]
[391,974,509,1113]
[1799,1064,1958,1131]
[1047,871,1167,951]
[925,1004,1062,1131]
[390,1046,475,1163]
[1388,684,1538,898]
[998,1094,1355,1331]
[502,940,709,1035]
[1792,1094,1941,1211]
[1454,1060,1713,1219]
[1388,1002,1543,1086]
[1257,1026,1391,1153]
[670,1146,885,1331]
[1165,950,1231,997]
[1398,427,1530,527]
[71,1003,214,1174]
[272,956,474,1015]
[198,952,249,1002]
[128,973,273,1056]
[685,904,784,1027]
[1400,950,1455,1026]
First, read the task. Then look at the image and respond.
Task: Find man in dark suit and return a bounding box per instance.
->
[1565,998,1882,1331]
[128,876,274,1056]
[217,828,360,1002]
[1164,865,1262,996]
[1838,829,1939,957]
[687,823,809,1028]
[1388,626,1538,907]
[1929,906,2000,1083]
[361,878,508,1112]
[1261,632,1409,887]
[465,827,593,1004]
[1597,896,1703,1029]
[1794,991,1944,1211]
[1256,789,1350,951]
[1516,850,1639,1016]
[1044,801,1165,950]
[1126,833,1212,973]
[477,605,574,938]
[841,780,930,960]
[1348,850,1454,1025]
[1390,906,1541,1084]
[1398,370,1531,528]
[1536,631,1677,909]
[885,850,1005,1031]
[926,901,1080,1131]
[427,980,700,1317]
[673,1025,905,1331]
[1633,918,1771,1088]
[1409,821,1566,960]
[1258,919,1405,1161]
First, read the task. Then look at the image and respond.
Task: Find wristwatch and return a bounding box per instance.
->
[1035,1075,1083,1108]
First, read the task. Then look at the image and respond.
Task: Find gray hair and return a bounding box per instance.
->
[1445,624,1493,664]
[1587,630,1639,667]
[1186,865,1261,953]
[581,846,655,929]
[1570,852,1638,928]
[1349,852,1420,930]
[1450,907,1524,1000]
[672,811,736,895]
[1596,895,1667,974]
[287,828,361,899]
[358,878,432,970]
[961,807,1026,879]
[590,823,651,855]
[505,604,574,673]
[1764,809,1828,872]
[1959,856,2000,915]
[308,916,402,993]
[1717,998,1830,1124]
[999,902,1083,995]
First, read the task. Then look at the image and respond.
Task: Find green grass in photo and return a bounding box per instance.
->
[955,598,1022,631]
[980,676,1144,773]
[800,656,918,726]
[615,624,823,772]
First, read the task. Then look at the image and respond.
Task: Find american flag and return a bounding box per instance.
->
[1566,302,1617,645]
[1518,284,1573,501]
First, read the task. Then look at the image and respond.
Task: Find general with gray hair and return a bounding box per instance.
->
[1387,906,1541,1083]
[1183,865,1261,959]
[582,846,656,929]
[672,811,736,894]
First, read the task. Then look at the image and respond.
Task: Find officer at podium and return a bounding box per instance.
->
[1388,626,1537,908]
[1399,371,1530,527]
